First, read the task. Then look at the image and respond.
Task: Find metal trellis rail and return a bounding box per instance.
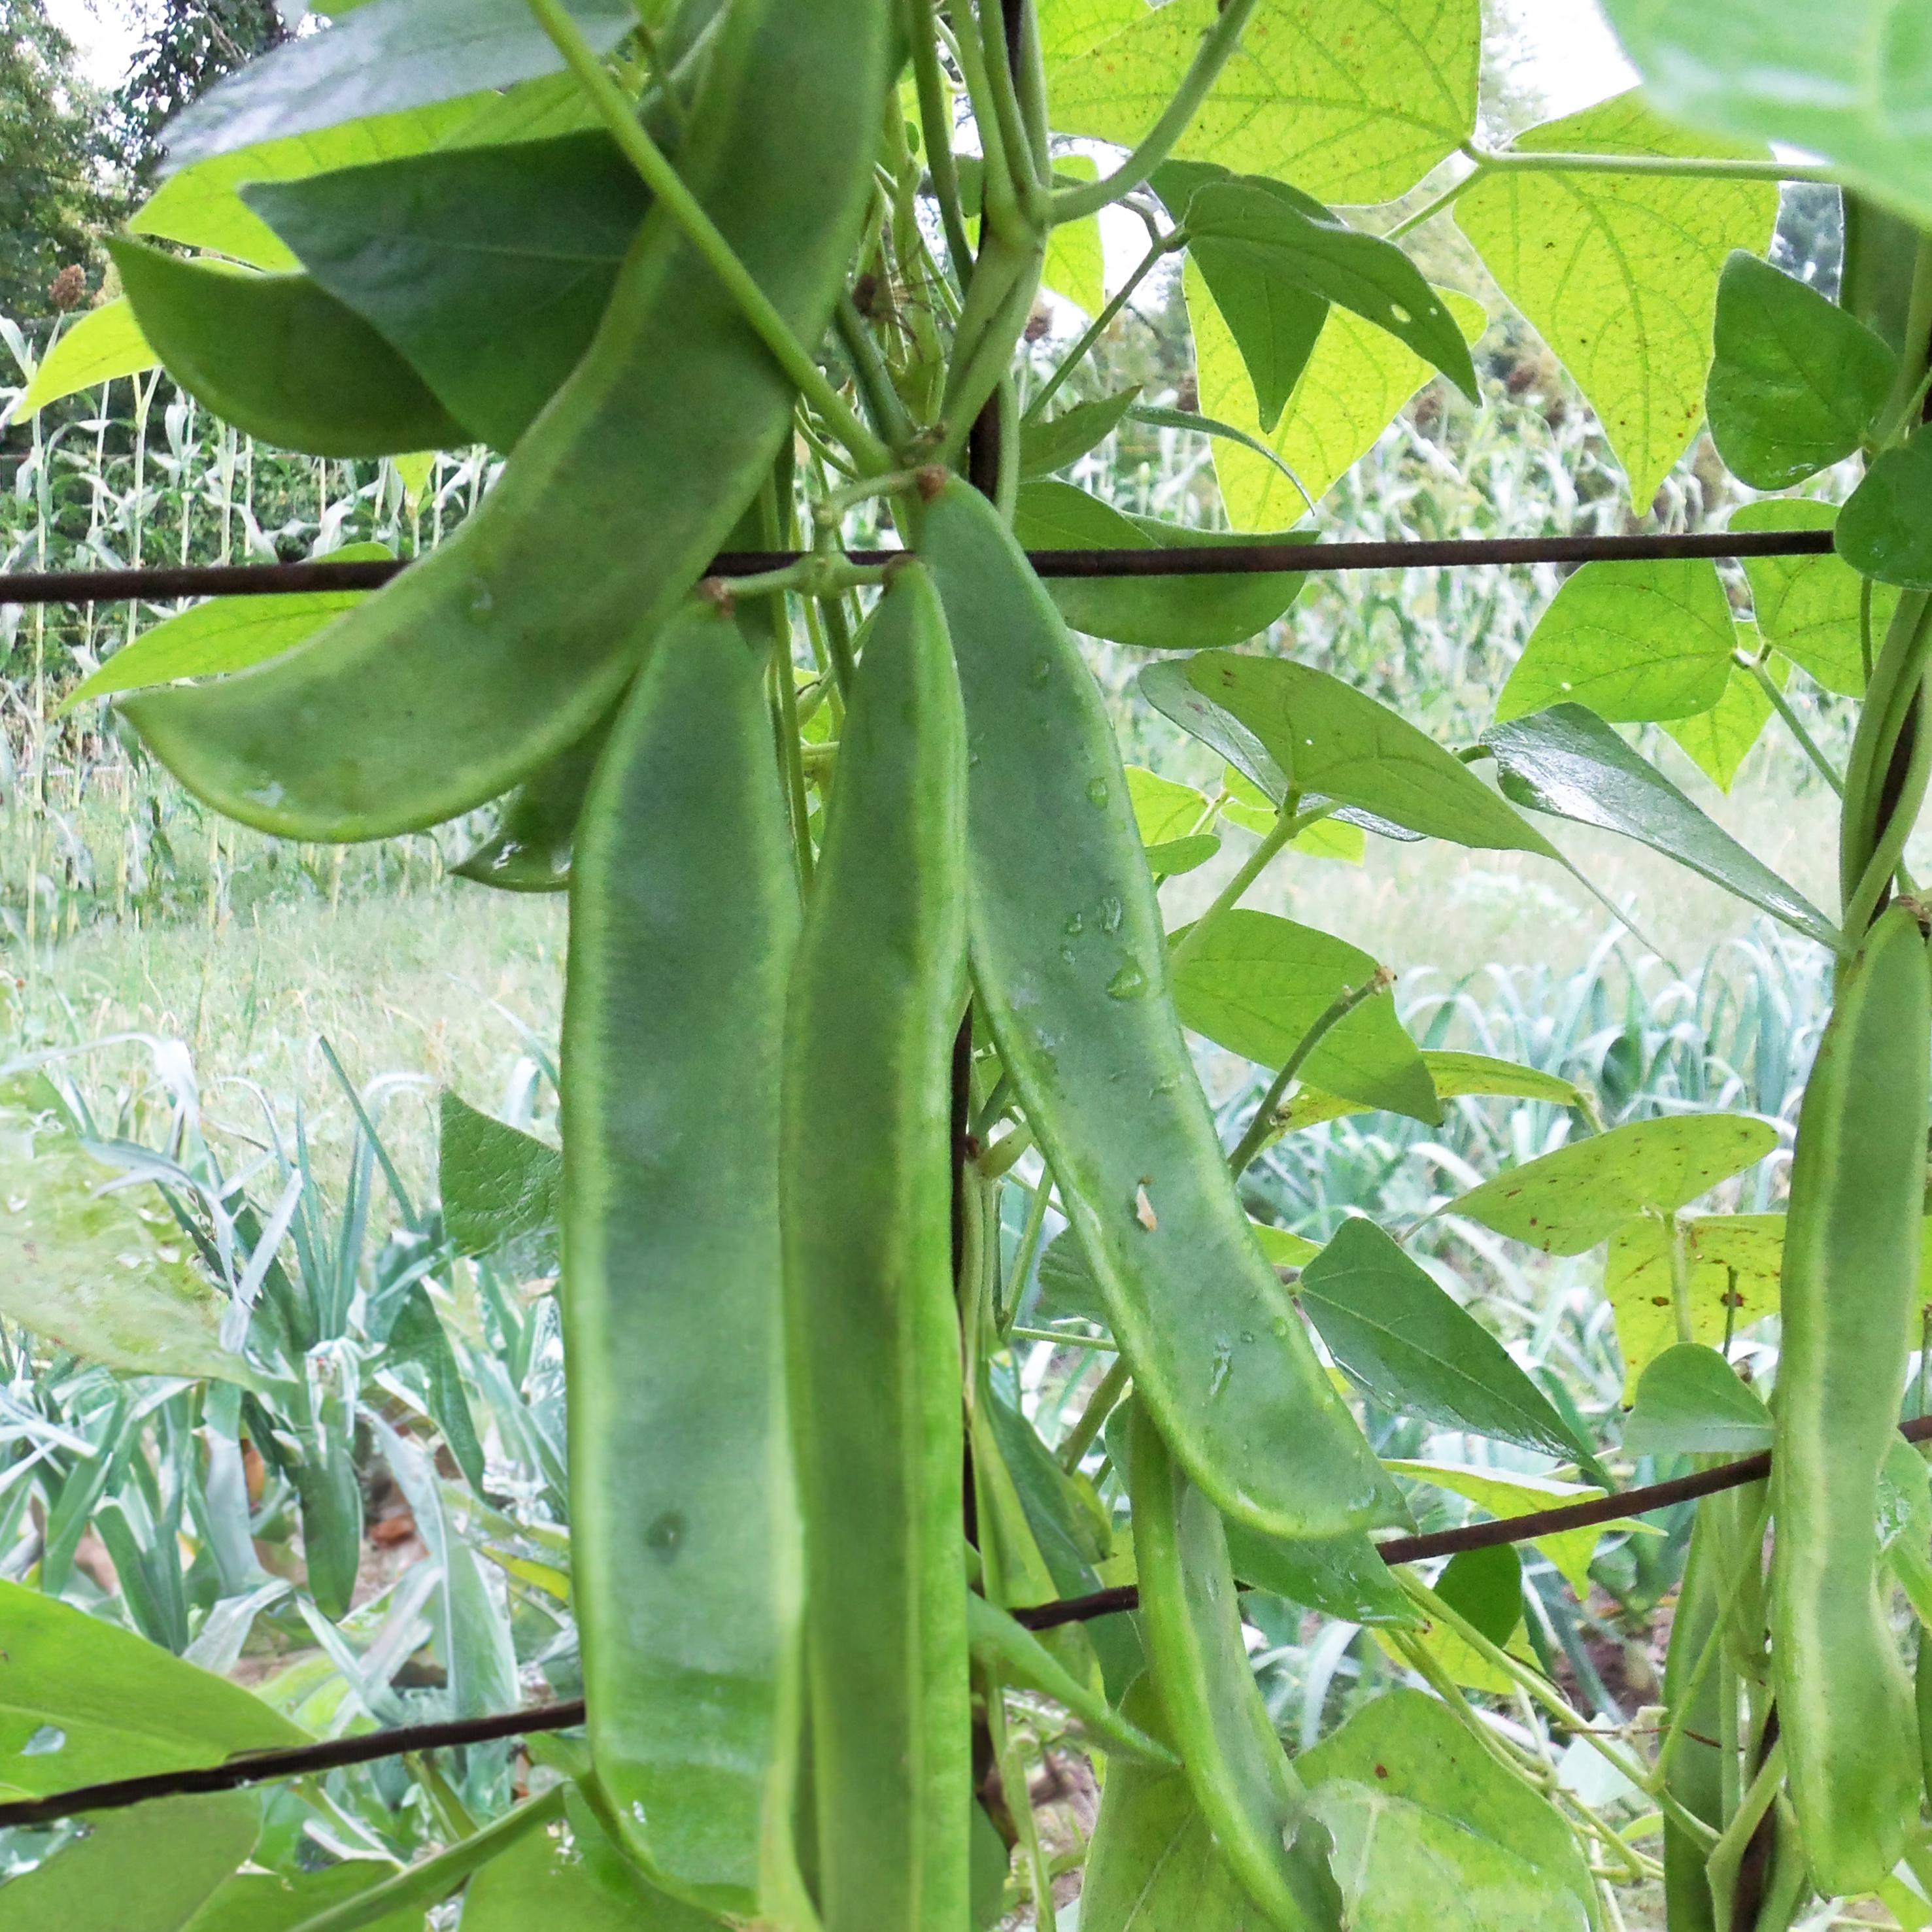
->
[0,512,1859,1833]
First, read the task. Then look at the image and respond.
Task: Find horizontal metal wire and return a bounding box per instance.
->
[0,528,1837,607]
[10,1409,1928,1830]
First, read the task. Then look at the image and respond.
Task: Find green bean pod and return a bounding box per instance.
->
[1662,1509,1723,1932]
[562,597,801,1917]
[1771,900,1929,1896]
[1127,1399,1344,1932]
[452,706,617,893]
[122,0,891,842]
[919,475,1398,1540]
[781,560,972,1931]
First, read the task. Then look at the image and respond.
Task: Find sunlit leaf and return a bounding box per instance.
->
[11,301,156,420]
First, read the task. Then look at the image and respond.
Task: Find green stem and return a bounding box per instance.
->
[1008,1325,1117,1351]
[1225,969,1394,1178]
[836,294,916,450]
[1023,233,1181,422]
[1844,668,1932,936]
[1875,233,1932,445]
[1667,1212,1694,1348]
[1741,655,1842,794]
[999,1161,1055,1334]
[905,0,974,286]
[945,10,1029,248]
[524,0,892,473]
[1164,800,1310,981]
[1840,589,1932,919]
[1463,140,1831,184]
[1704,1736,1786,1928]
[939,234,1044,464]
[1058,1355,1130,1470]
[1051,0,1263,222]
[977,0,1047,220]
[1385,167,1482,241]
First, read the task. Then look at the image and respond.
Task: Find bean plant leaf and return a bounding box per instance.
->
[1170,909,1440,1124]
[1296,1218,1594,1462]
[1188,178,1479,428]
[1495,559,1736,724]
[1011,481,1310,648]
[0,1578,303,1798]
[1733,499,1893,696]
[1455,92,1779,508]
[1189,260,1487,525]
[1838,426,1932,586]
[438,1090,560,1257]
[1383,1460,1621,1599]
[1298,1690,1597,1932]
[133,99,483,270]
[1278,1050,1591,1134]
[1447,1113,1778,1257]
[1601,0,1932,232]
[1019,386,1142,478]
[0,1089,259,1385]
[11,300,156,419]
[1038,0,1144,61]
[62,545,392,711]
[0,1791,262,1931]
[1621,1342,1772,1456]
[1042,155,1107,320]
[246,130,651,449]
[1662,639,1776,794]
[1146,652,1560,858]
[1223,1519,1419,1626]
[1603,1212,1787,1396]
[1126,766,1211,845]
[1047,0,1481,205]
[108,240,467,459]
[163,0,637,169]
[1482,704,1840,947]
[1706,250,1897,488]
[180,1860,419,1932]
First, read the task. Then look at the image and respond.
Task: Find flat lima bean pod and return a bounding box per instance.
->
[1771,900,1929,1896]
[122,0,891,842]
[1661,1510,1722,1931]
[781,560,972,1932]
[562,598,802,1918]
[919,475,1400,1540]
[1128,1400,1344,1932]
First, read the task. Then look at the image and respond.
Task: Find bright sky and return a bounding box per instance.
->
[46,0,1637,106]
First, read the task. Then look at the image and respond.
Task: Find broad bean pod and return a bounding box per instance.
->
[123,0,891,841]
[562,598,801,1917]
[1771,900,1929,1895]
[781,560,972,1931]
[919,474,1398,1540]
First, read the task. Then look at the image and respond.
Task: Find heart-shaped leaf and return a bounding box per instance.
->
[1621,1342,1772,1457]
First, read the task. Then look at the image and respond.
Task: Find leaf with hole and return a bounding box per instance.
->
[1145,652,1557,858]
[1456,92,1778,507]
[1011,481,1310,648]
[1170,909,1439,1124]
[1706,250,1897,488]
[1448,1113,1778,1257]
[1621,1342,1772,1457]
[1603,1212,1788,1397]
[1296,1218,1594,1462]
[1495,559,1736,724]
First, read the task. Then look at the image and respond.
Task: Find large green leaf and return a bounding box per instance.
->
[1602,0,1932,231]
[437,1091,560,1257]
[1011,481,1309,648]
[1456,92,1778,507]
[246,131,650,449]
[11,301,156,418]
[1706,251,1897,488]
[61,545,392,712]
[1495,558,1735,723]
[1482,703,1840,947]
[1448,1113,1778,1256]
[0,1091,258,1386]
[1621,1342,1773,1457]
[1296,1217,1593,1461]
[1602,1212,1788,1396]
[1185,177,1476,427]
[1171,909,1438,1123]
[1277,1049,1591,1133]
[163,0,636,168]
[1299,1690,1597,1932]
[0,1794,261,1932]
[0,1579,303,1797]
[1839,426,1932,586]
[1733,499,1893,696]
[1189,260,1487,524]
[1038,0,1144,61]
[108,240,466,458]
[1144,652,1559,858]
[1048,0,1479,204]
